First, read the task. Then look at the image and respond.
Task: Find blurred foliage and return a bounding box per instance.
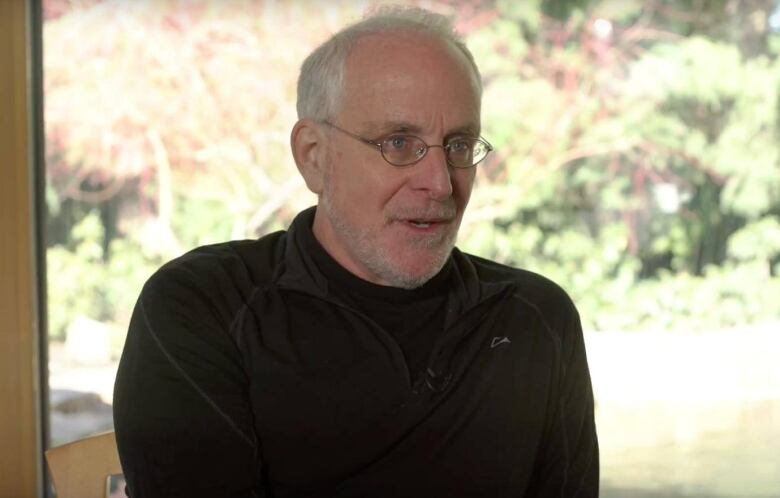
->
[47,211,164,339]
[458,0,780,331]
[44,0,780,338]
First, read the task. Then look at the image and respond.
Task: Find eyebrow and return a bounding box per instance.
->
[360,120,421,136]
[447,124,481,137]
[361,120,481,138]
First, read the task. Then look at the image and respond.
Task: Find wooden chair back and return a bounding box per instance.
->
[45,431,123,498]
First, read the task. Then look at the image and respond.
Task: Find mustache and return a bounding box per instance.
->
[389,200,457,221]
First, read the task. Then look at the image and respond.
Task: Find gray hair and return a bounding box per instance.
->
[296,5,482,122]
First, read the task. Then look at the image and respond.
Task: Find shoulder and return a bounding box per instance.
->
[464,252,574,305]
[458,251,581,336]
[142,231,287,309]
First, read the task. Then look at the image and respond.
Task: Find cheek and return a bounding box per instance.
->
[325,152,357,197]
[329,161,396,214]
[452,169,476,208]
[350,162,405,203]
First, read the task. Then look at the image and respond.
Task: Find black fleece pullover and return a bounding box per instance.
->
[113,207,599,497]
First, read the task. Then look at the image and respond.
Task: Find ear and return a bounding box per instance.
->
[291,119,328,195]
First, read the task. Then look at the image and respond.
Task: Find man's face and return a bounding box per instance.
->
[312,31,480,288]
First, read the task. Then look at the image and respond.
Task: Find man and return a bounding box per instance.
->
[114,5,598,497]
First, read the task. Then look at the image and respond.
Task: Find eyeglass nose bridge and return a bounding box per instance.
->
[411,143,449,165]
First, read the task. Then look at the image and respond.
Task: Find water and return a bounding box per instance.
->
[599,399,780,497]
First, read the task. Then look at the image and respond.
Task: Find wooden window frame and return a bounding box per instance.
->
[0,0,47,496]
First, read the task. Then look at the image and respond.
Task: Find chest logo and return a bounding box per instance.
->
[490,336,511,349]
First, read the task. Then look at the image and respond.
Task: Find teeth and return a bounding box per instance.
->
[411,221,431,228]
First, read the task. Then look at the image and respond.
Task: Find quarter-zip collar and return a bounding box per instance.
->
[275,206,516,394]
[277,206,511,308]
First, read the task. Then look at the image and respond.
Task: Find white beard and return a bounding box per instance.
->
[319,189,456,289]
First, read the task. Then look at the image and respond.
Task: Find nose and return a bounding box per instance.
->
[411,145,453,201]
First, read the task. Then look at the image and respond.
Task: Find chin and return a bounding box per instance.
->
[381,269,439,290]
[374,248,452,289]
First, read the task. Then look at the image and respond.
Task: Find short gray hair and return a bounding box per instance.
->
[296,5,482,122]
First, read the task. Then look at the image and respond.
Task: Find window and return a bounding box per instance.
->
[43,1,780,496]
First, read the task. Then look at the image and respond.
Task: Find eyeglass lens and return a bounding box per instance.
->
[379,135,488,167]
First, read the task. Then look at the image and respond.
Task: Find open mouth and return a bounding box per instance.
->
[405,218,452,230]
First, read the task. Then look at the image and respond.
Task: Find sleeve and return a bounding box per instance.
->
[113,264,265,498]
[527,298,600,497]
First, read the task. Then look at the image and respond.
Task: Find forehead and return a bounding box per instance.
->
[338,31,481,133]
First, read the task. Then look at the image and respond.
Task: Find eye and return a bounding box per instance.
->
[385,135,410,150]
[447,137,473,153]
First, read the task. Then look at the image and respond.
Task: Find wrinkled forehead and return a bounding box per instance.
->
[345,30,481,95]
[339,30,481,129]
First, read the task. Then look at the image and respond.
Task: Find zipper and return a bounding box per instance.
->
[277,281,514,398]
[416,288,513,395]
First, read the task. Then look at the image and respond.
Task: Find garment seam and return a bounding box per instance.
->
[511,292,571,487]
[228,286,260,349]
[139,298,257,449]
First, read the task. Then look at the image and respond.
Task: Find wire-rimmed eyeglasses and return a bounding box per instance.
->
[322,121,493,169]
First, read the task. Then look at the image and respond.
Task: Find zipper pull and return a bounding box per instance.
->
[424,367,452,393]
